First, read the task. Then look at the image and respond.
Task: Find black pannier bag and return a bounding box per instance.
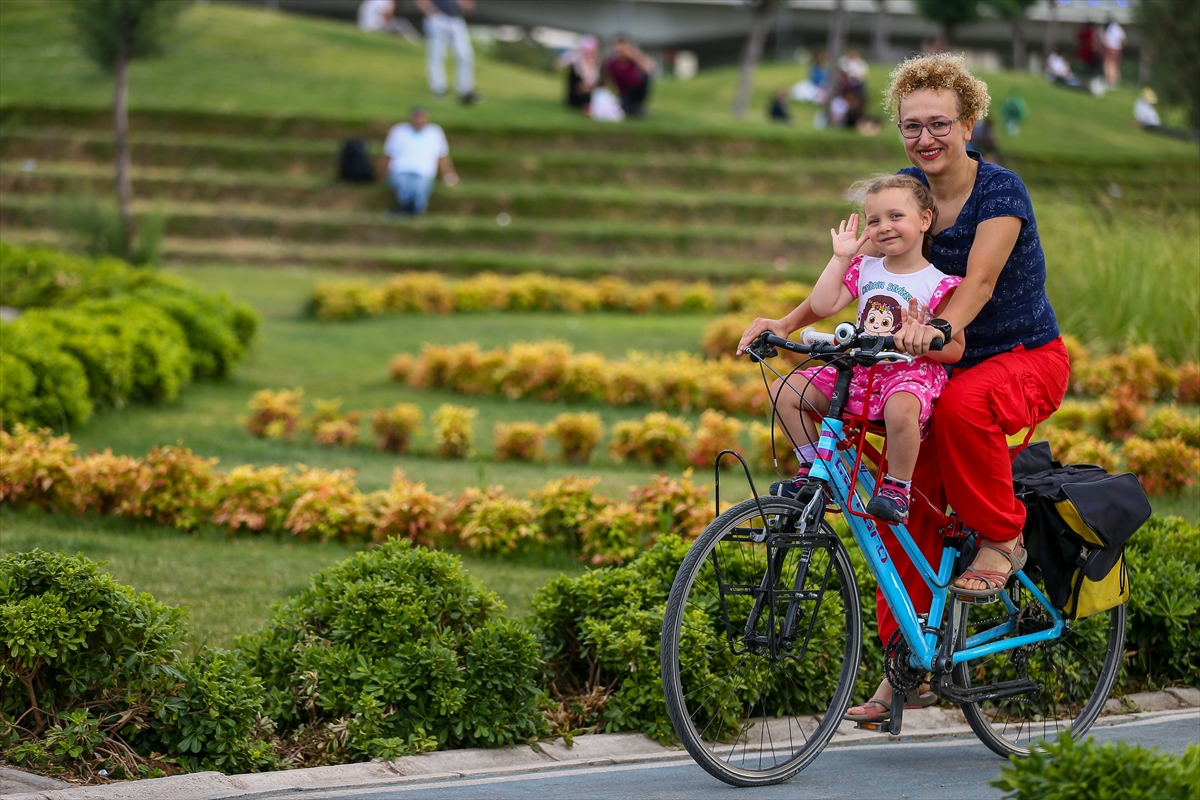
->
[338,139,375,183]
[1012,441,1151,619]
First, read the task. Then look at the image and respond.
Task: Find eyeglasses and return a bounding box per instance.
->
[898,116,962,139]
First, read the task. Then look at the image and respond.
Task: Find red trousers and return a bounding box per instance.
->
[875,337,1071,644]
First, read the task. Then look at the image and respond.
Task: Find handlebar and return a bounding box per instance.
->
[746,327,942,365]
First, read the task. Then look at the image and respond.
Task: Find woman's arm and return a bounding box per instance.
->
[893,216,1021,355]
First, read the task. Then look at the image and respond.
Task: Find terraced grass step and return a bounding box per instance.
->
[0,161,858,225]
[0,194,827,263]
[2,228,808,282]
[5,126,1194,207]
[0,128,877,195]
[0,103,904,160]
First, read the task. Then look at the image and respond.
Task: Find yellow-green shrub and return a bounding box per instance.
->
[1121,436,1199,496]
[687,410,745,470]
[458,497,543,555]
[372,403,422,454]
[494,421,547,462]
[116,446,217,531]
[0,425,77,509]
[212,465,294,535]
[530,476,608,549]
[547,412,604,464]
[1178,362,1200,404]
[1040,427,1120,470]
[284,467,374,542]
[1049,399,1096,431]
[432,404,477,459]
[66,449,142,516]
[629,472,709,541]
[1095,386,1145,440]
[372,469,448,548]
[244,388,304,440]
[579,502,651,566]
[609,413,693,467]
[1142,405,1200,447]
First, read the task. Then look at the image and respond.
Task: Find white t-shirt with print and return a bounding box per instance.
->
[844,255,959,338]
[383,123,449,180]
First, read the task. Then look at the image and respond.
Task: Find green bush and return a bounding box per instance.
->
[991,733,1199,800]
[0,243,258,429]
[0,550,274,779]
[1125,516,1200,687]
[237,541,546,763]
[0,322,93,429]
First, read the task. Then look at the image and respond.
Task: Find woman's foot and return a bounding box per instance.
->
[843,678,937,722]
[954,536,1027,597]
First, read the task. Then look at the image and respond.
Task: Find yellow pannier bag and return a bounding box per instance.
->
[1013,442,1150,620]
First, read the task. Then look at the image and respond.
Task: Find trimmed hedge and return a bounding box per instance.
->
[0,243,258,429]
[991,733,1199,799]
[0,550,275,780]
[236,540,547,764]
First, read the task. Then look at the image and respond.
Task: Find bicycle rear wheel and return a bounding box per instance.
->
[660,497,862,787]
[953,581,1125,758]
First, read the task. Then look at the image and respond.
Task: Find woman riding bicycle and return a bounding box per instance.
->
[737,52,1071,723]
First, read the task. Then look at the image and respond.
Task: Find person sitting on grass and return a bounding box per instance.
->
[761,174,965,525]
[381,105,459,216]
[605,36,655,118]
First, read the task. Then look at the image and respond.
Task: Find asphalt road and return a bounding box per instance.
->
[256,711,1199,800]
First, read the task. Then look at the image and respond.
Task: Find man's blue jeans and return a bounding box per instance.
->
[388,171,435,215]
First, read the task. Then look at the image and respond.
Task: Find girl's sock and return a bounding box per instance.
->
[882,475,911,493]
[795,443,818,465]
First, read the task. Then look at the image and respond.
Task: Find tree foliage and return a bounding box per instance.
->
[914,0,981,43]
[68,0,187,71]
[1137,0,1200,130]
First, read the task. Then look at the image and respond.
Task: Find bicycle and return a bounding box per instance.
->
[659,324,1126,787]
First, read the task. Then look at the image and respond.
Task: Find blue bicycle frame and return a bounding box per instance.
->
[806,416,1065,673]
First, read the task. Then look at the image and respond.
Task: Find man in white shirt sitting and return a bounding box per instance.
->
[382,106,458,216]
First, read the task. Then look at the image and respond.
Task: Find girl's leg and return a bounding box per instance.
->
[769,373,829,454]
[880,391,921,481]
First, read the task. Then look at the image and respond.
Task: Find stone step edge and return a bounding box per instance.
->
[6,694,1197,800]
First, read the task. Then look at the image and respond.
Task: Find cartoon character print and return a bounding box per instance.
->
[859,295,903,336]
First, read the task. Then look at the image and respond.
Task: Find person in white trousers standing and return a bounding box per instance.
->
[417,0,480,104]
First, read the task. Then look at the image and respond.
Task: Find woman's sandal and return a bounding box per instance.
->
[843,697,891,723]
[844,683,938,723]
[954,536,1028,599]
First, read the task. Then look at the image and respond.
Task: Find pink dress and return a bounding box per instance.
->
[794,254,961,437]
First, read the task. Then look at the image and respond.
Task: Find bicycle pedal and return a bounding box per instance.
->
[953,592,1003,605]
[853,721,888,733]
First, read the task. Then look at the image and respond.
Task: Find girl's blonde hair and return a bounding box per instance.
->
[883,52,991,122]
[852,174,939,260]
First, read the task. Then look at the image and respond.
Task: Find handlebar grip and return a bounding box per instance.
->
[800,328,836,345]
[930,336,944,351]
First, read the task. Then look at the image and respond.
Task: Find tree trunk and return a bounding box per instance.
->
[113,24,136,258]
[827,0,846,64]
[731,0,776,119]
[1013,16,1026,73]
[870,1,890,63]
[1042,0,1058,60]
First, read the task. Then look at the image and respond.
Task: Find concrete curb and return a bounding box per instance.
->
[4,691,1197,800]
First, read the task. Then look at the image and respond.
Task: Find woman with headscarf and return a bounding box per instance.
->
[559,35,601,109]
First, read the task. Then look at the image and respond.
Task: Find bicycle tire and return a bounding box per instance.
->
[953,583,1126,759]
[660,497,862,787]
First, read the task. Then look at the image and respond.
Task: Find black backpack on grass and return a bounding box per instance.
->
[338,139,375,183]
[1012,441,1151,619]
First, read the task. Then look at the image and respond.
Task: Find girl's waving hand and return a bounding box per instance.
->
[830,214,869,260]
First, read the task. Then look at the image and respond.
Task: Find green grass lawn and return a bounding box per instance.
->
[0,508,586,653]
[2,0,1196,162]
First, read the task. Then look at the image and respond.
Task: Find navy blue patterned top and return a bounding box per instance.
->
[899,154,1059,369]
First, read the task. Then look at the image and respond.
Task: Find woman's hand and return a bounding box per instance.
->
[830,214,869,261]
[736,317,789,355]
[894,298,942,355]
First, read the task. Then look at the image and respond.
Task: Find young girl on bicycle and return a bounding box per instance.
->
[769,174,966,522]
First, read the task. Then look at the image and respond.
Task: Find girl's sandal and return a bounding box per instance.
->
[843,697,891,723]
[954,537,1028,599]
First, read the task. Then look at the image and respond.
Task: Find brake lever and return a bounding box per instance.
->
[876,351,916,365]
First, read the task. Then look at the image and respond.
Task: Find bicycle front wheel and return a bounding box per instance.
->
[660,497,862,787]
[954,583,1126,758]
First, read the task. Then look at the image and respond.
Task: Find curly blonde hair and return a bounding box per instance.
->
[883,52,991,122]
